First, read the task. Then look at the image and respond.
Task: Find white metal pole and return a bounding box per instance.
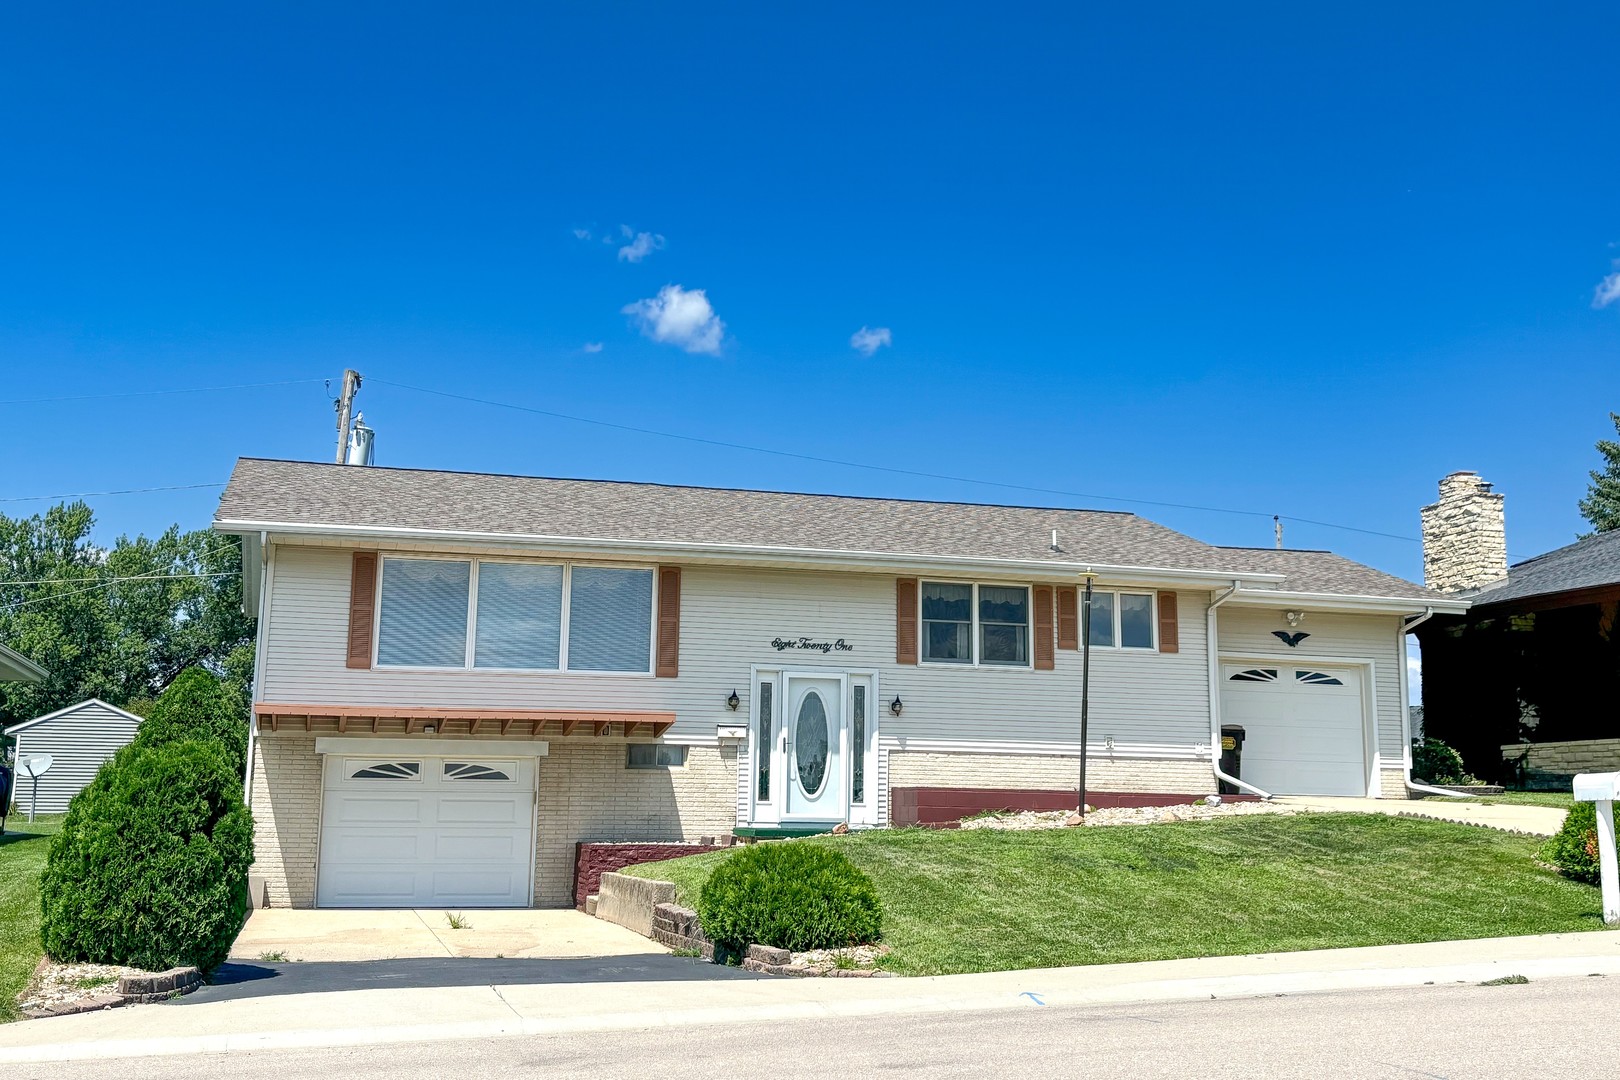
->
[28,774,37,823]
[1598,799,1619,926]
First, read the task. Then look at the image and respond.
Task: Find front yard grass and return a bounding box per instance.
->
[0,815,63,1022]
[1422,790,1574,810]
[626,813,1608,976]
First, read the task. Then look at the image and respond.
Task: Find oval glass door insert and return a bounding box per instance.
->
[795,690,829,796]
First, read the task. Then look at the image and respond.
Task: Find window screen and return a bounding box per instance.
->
[921,582,972,663]
[1119,593,1155,649]
[978,586,1029,665]
[1086,590,1115,647]
[567,567,654,672]
[377,558,470,667]
[474,561,563,669]
[627,744,687,768]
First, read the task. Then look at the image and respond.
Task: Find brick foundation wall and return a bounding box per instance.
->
[574,841,729,910]
[1379,768,1411,800]
[887,750,1211,796]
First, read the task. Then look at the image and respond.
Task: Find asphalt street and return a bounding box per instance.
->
[17,974,1610,1080]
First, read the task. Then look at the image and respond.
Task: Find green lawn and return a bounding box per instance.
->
[626,813,1609,976]
[1422,791,1574,810]
[0,815,62,1022]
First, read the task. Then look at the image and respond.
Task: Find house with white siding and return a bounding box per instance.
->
[215,458,1468,910]
[6,699,143,814]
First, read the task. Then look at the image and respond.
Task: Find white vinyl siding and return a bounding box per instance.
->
[260,545,1212,752]
[1215,606,1406,763]
[9,701,142,814]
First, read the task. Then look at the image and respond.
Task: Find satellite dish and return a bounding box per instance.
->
[18,755,52,778]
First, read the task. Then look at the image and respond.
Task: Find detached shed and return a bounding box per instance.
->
[6,699,142,814]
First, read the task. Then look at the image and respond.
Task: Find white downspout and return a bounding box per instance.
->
[242,531,270,805]
[1398,606,1468,799]
[1207,582,1273,799]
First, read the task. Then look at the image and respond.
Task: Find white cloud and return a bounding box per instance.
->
[1595,264,1620,309]
[850,326,893,357]
[622,285,725,355]
[572,227,593,241]
[618,229,666,263]
[583,342,604,354]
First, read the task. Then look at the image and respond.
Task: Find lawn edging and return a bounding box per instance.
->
[20,964,203,1019]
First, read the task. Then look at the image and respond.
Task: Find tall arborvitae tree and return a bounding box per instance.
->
[1578,412,1620,536]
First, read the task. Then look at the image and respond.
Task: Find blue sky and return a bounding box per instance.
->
[2,1,1616,610]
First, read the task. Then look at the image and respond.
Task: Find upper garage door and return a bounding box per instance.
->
[1219,664,1368,797]
[317,755,535,908]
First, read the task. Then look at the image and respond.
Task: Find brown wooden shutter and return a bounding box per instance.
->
[1056,586,1079,650]
[896,578,918,665]
[656,567,681,678]
[346,551,379,669]
[1157,590,1180,654]
[1033,585,1055,670]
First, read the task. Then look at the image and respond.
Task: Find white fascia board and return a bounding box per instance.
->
[213,518,1287,589]
[1223,589,1468,616]
[314,736,549,757]
[0,643,47,684]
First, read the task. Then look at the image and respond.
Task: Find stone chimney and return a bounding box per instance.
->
[1420,472,1507,593]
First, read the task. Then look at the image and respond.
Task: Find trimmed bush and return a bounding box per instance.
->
[1412,737,1473,786]
[39,739,254,972]
[697,842,881,956]
[134,667,248,778]
[1546,801,1620,885]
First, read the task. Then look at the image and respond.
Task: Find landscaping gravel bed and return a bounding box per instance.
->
[16,960,142,1016]
[959,801,1299,831]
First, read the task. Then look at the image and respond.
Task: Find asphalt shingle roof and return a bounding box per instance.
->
[215,458,1437,599]
[1211,546,1437,601]
[1466,529,1620,607]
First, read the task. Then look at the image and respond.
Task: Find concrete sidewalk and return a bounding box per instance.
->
[2,931,1616,1064]
[1278,796,1569,836]
[230,908,660,961]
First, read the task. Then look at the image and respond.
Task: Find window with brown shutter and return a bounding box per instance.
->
[1033,585,1055,670]
[895,578,918,665]
[1056,586,1078,650]
[347,551,379,669]
[1157,591,1179,653]
[656,567,681,677]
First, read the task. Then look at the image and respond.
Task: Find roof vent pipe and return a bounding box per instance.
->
[346,414,375,466]
[1050,529,1059,552]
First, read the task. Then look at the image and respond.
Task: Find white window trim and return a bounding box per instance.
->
[372,553,657,676]
[918,580,1034,670]
[1083,588,1158,651]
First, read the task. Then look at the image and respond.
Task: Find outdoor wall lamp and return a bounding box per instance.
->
[726,690,741,711]
[1284,610,1306,627]
[422,723,437,735]
[890,695,904,716]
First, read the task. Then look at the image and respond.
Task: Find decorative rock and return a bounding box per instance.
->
[831,822,850,835]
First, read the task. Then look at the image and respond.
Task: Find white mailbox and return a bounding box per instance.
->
[1572,771,1620,926]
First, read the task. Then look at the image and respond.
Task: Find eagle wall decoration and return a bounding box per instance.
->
[1272,630,1310,648]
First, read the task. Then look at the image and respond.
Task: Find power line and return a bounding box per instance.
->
[0,571,236,611]
[0,571,237,588]
[0,377,327,407]
[0,483,225,504]
[370,378,1445,547]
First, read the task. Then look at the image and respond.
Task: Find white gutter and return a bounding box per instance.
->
[211,518,1288,591]
[1397,606,1468,799]
[1220,589,1470,616]
[1206,582,1273,800]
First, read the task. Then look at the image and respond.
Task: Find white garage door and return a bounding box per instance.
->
[1219,664,1368,797]
[317,755,535,908]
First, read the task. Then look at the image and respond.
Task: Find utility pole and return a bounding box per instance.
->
[333,369,362,464]
[1274,515,1284,549]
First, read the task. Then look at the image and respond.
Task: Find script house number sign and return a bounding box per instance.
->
[770,636,855,654]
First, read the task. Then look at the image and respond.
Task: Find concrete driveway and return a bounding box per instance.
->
[1278,795,1568,836]
[231,908,664,962]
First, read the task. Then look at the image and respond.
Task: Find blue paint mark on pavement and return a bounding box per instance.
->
[1020,992,1045,1005]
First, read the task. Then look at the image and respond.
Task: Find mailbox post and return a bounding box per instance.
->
[1573,771,1620,926]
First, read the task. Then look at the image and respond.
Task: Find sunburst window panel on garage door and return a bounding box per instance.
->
[316,755,536,908]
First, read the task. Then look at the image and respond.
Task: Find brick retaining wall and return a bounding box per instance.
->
[574,841,730,910]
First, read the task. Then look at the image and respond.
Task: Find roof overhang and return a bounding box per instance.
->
[0,643,47,684]
[255,702,676,739]
[214,519,1289,590]
[1222,588,1469,616]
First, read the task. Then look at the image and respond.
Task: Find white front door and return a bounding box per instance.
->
[782,673,847,822]
[317,754,536,907]
[1218,663,1369,797]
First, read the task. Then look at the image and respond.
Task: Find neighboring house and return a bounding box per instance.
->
[0,642,47,684]
[5,699,143,814]
[1414,471,1620,784]
[214,458,1465,909]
